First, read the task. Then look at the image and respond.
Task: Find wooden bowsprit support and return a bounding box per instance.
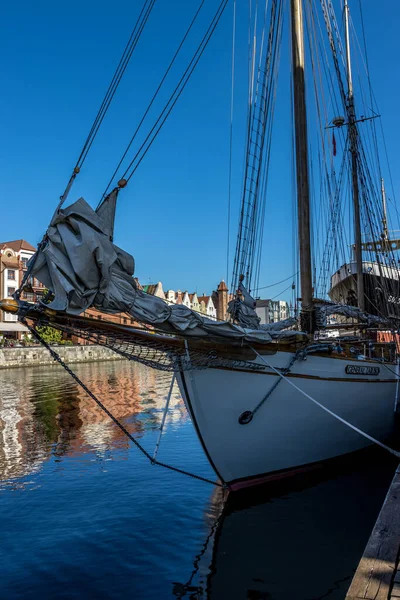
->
[345,466,400,600]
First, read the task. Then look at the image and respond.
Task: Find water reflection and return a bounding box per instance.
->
[0,361,398,599]
[0,360,186,484]
[204,449,397,600]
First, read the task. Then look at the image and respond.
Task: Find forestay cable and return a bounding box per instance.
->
[56,0,157,211]
[100,0,207,203]
[24,320,225,488]
[120,0,229,183]
[226,0,237,284]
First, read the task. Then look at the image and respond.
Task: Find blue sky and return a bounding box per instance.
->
[0,0,399,300]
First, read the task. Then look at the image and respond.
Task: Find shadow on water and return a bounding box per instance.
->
[175,446,399,600]
[1,361,399,599]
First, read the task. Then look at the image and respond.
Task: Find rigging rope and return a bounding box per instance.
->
[17,1,156,297]
[226,0,236,284]
[99,0,206,203]
[118,0,229,183]
[312,0,400,318]
[23,319,224,488]
[253,272,298,292]
[269,282,293,301]
[231,0,283,294]
[57,0,157,212]
[250,346,400,459]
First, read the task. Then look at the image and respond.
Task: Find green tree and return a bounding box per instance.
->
[36,325,63,345]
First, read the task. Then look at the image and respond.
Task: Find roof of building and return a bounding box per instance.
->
[142,284,158,295]
[0,239,36,253]
[198,295,213,306]
[256,299,270,308]
[217,280,228,292]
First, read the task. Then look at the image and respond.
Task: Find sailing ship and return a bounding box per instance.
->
[328,177,400,319]
[1,0,398,490]
[323,2,400,320]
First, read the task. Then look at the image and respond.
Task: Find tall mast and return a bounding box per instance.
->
[290,0,313,332]
[381,177,389,241]
[344,0,365,310]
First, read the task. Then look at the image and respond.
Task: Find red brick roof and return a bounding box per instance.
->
[0,239,36,252]
[217,280,228,292]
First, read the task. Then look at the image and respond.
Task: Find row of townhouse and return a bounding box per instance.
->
[0,239,46,339]
[255,299,290,324]
[0,240,291,342]
[0,238,137,342]
[0,237,231,340]
[143,280,230,322]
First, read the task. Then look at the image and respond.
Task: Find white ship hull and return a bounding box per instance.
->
[177,351,397,489]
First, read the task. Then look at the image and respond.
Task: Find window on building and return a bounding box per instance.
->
[8,270,15,280]
[7,287,16,297]
[23,292,35,302]
[21,257,29,269]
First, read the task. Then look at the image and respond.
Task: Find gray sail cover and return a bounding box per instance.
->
[316,303,389,327]
[227,282,261,329]
[28,196,298,344]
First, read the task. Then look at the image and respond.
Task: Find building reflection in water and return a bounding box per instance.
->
[0,360,187,484]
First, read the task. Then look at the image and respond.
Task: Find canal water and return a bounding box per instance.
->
[0,359,397,600]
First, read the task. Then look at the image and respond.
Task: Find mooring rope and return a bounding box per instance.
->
[23,320,225,488]
[239,352,299,424]
[250,346,400,459]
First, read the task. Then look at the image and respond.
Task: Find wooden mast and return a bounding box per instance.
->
[290,0,314,332]
[381,178,389,241]
[344,0,365,311]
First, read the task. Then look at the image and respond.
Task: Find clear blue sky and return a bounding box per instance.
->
[0,0,399,299]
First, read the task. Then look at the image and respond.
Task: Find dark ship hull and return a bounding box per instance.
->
[329,261,400,320]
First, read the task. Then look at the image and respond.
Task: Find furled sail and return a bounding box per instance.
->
[227,282,261,329]
[27,195,298,344]
[316,303,389,328]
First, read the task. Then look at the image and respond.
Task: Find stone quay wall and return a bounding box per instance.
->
[0,345,124,370]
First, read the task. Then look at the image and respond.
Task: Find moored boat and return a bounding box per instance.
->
[0,0,398,492]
